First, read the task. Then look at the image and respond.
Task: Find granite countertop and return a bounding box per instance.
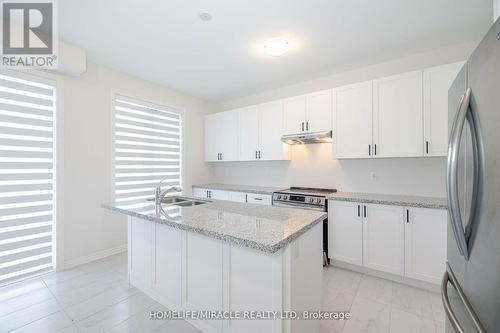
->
[103,199,326,254]
[327,192,447,209]
[192,183,286,195]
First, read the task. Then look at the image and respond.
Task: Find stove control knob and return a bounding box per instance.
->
[277,195,282,199]
[309,198,314,203]
[316,198,322,204]
[283,195,288,200]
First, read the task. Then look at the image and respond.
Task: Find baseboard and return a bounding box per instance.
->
[61,244,127,270]
[330,260,440,293]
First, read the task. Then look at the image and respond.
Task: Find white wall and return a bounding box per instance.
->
[212,41,479,197]
[495,0,500,22]
[34,62,215,268]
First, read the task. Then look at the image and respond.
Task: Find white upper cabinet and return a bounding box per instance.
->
[283,95,307,134]
[334,81,373,159]
[373,71,423,158]
[206,62,461,161]
[404,207,447,284]
[284,91,333,134]
[204,113,218,162]
[259,100,289,161]
[423,62,463,156]
[238,106,260,161]
[362,204,405,275]
[221,110,239,161]
[236,103,289,161]
[205,111,238,161]
[306,89,333,132]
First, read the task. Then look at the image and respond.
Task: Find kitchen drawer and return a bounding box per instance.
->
[229,192,248,203]
[246,193,272,205]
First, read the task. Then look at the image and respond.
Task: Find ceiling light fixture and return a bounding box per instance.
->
[199,12,212,21]
[263,37,290,56]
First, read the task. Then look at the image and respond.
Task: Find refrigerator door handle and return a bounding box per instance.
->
[447,87,483,260]
[441,263,486,333]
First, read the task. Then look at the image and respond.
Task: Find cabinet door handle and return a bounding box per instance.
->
[301,122,304,131]
[426,141,429,154]
[258,151,261,159]
[368,144,371,156]
[255,151,258,159]
[406,209,410,223]
[306,121,309,131]
[254,197,263,201]
[363,205,367,218]
[374,144,377,156]
[220,153,222,160]
[357,205,360,217]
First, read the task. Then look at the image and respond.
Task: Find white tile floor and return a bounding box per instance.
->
[0,253,445,333]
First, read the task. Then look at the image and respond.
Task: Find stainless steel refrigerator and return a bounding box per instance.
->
[443,17,500,333]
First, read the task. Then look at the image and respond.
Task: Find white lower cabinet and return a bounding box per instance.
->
[404,207,447,284]
[193,187,207,198]
[185,232,224,332]
[193,188,272,205]
[246,193,272,205]
[362,204,405,275]
[328,200,447,284]
[129,217,152,289]
[229,191,247,203]
[328,201,363,266]
[210,190,230,200]
[153,223,183,308]
[128,216,323,333]
[192,188,229,200]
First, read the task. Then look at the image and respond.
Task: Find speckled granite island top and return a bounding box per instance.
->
[192,183,286,195]
[103,200,326,254]
[327,192,447,209]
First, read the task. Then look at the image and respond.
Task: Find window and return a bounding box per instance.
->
[0,71,56,284]
[113,94,182,210]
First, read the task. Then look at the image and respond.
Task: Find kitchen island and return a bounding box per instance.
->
[103,198,326,333]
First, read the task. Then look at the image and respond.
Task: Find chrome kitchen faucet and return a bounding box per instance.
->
[155,179,182,216]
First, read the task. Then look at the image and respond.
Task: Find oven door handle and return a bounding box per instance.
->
[273,200,325,211]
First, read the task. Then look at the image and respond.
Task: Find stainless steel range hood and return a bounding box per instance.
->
[281,130,332,145]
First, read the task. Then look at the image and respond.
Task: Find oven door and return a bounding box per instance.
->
[273,199,329,265]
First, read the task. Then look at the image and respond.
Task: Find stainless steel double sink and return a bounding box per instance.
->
[149,196,208,207]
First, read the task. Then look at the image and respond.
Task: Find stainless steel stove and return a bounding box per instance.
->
[272,187,337,265]
[272,187,337,211]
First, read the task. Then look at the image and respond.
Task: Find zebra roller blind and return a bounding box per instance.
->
[0,71,56,284]
[113,95,182,211]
